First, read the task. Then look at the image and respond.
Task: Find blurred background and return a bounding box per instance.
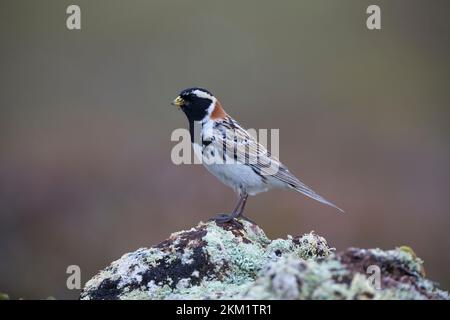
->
[0,0,449,299]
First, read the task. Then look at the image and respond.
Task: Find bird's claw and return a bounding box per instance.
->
[209,213,257,227]
[209,213,242,227]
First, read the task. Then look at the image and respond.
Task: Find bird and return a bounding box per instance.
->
[171,87,343,223]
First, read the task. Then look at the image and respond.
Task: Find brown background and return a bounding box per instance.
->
[0,0,449,299]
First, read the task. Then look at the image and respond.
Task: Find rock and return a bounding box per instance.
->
[80,220,449,300]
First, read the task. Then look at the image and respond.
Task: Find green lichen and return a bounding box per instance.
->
[370,247,425,277]
[144,248,168,267]
[266,232,334,261]
[202,221,267,279]
[242,251,448,300]
[166,279,252,300]
[293,232,335,260]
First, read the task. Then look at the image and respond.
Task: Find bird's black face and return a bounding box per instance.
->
[172,87,214,123]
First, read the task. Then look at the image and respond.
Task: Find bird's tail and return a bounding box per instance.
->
[290,182,345,213]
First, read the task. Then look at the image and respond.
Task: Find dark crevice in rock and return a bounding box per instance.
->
[84,278,121,300]
[130,247,215,290]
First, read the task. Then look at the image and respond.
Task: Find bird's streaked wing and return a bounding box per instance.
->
[211,116,344,212]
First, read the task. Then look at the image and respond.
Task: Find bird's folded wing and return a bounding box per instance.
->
[213,118,344,212]
[214,118,297,180]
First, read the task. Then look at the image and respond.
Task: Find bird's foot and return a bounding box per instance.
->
[209,213,241,226]
[209,213,234,223]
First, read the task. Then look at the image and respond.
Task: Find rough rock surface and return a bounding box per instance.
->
[80,220,449,300]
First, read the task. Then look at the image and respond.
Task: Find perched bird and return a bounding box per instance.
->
[171,87,343,223]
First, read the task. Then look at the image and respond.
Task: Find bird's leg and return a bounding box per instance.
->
[231,192,253,222]
[231,193,246,216]
[232,193,256,224]
[209,195,245,223]
[231,193,248,219]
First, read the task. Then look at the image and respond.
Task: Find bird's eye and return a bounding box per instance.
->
[182,97,191,107]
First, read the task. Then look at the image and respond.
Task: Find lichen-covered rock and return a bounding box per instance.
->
[80,220,449,300]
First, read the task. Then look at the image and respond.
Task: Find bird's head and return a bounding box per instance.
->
[171,87,226,122]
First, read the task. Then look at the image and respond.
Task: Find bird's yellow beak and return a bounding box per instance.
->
[171,96,185,108]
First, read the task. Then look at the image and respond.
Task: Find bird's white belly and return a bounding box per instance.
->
[193,143,269,195]
[205,162,269,195]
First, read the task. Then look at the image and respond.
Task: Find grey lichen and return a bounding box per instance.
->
[80,219,449,300]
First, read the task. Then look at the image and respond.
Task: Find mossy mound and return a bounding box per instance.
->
[80,220,449,300]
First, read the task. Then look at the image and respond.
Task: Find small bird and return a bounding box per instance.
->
[171,87,343,223]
